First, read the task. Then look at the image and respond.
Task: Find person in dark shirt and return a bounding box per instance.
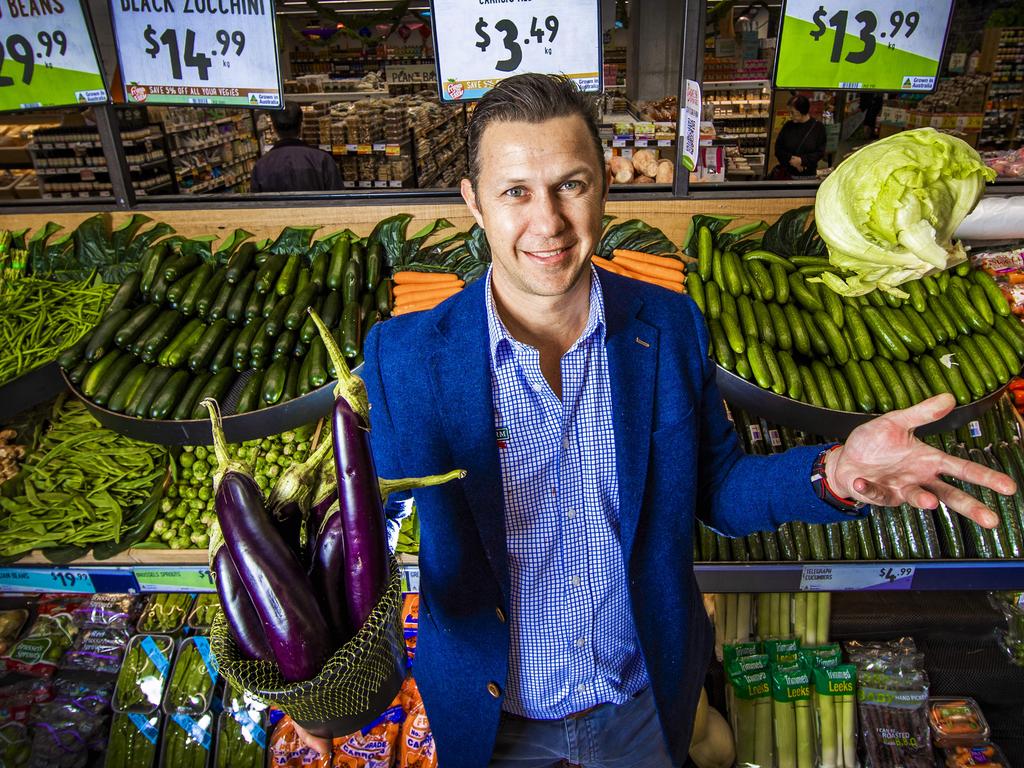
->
[251,102,343,193]
[773,95,827,178]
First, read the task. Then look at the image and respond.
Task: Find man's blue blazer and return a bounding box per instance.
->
[362,268,849,767]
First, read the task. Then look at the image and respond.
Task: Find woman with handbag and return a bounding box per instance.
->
[771,96,827,179]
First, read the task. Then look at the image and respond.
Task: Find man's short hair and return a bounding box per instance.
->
[270,102,303,137]
[466,74,605,191]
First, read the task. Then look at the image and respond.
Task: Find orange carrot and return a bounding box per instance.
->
[591,256,628,275]
[391,297,453,316]
[611,254,686,284]
[392,270,462,285]
[612,249,685,272]
[393,279,464,297]
[393,285,462,309]
[631,273,685,293]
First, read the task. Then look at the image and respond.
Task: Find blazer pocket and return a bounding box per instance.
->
[651,409,695,441]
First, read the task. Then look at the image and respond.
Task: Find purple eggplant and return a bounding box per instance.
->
[307,468,339,566]
[308,309,389,639]
[211,540,273,660]
[266,436,335,564]
[202,398,332,682]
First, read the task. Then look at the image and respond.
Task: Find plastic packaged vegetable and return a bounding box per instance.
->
[105,711,161,768]
[398,676,437,768]
[113,635,174,714]
[942,743,1011,767]
[61,627,131,675]
[770,663,816,768]
[215,710,265,768]
[29,676,115,768]
[186,595,220,632]
[0,609,29,655]
[0,720,31,768]
[161,711,213,768]
[727,666,773,768]
[1,597,85,677]
[929,697,990,747]
[76,594,144,630]
[162,636,218,715]
[137,594,192,634]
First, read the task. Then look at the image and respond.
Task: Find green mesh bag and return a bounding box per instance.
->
[210,557,405,737]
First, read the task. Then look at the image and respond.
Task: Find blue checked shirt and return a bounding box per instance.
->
[485,267,649,719]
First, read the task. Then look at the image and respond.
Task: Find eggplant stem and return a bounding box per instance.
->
[200,397,251,488]
[307,307,370,424]
[378,469,467,503]
[208,520,224,570]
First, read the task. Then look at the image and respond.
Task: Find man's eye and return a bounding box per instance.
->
[560,180,583,192]
[504,187,526,198]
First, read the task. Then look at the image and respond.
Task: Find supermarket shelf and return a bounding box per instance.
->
[3,554,1024,594]
[606,138,676,148]
[285,91,388,103]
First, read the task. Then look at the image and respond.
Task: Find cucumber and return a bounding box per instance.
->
[844,305,876,359]
[860,359,894,412]
[932,347,971,405]
[783,303,811,356]
[898,503,925,559]
[917,508,945,560]
[917,355,951,398]
[873,357,911,410]
[340,302,362,359]
[189,368,235,418]
[172,372,211,420]
[737,295,758,340]
[968,448,1013,558]
[810,361,839,410]
[813,311,849,364]
[791,521,812,560]
[261,356,289,406]
[798,365,823,407]
[980,449,1023,558]
[226,272,256,324]
[92,353,135,406]
[225,241,255,284]
[705,280,721,320]
[892,360,926,404]
[882,507,909,559]
[734,355,753,381]
[235,370,265,413]
[760,344,787,395]
[948,342,986,399]
[949,284,990,333]
[745,338,773,390]
[746,260,774,302]
[958,334,999,392]
[720,291,737,320]
[951,447,994,558]
[821,286,845,328]
[777,350,803,400]
[770,263,790,303]
[979,331,1020,379]
[767,302,791,350]
[188,319,231,372]
[881,307,925,354]
[115,303,160,352]
[149,369,190,420]
[788,273,824,312]
[937,270,950,293]
[687,273,706,314]
[920,304,949,343]
[922,274,941,297]
[210,328,240,374]
[824,522,843,559]
[712,245,726,294]
[862,306,910,361]
[746,532,765,560]
[968,283,995,326]
[84,309,132,363]
[928,295,960,341]
[843,360,876,413]
[869,508,892,560]
[708,319,735,370]
[720,312,746,355]
[80,349,122,397]
[807,524,829,560]
[882,289,903,309]
[803,309,831,358]
[905,280,928,313]
[994,315,1024,357]
[722,250,743,297]
[829,367,856,412]
[327,236,350,290]
[972,270,1012,317]
[107,363,150,413]
[839,519,860,560]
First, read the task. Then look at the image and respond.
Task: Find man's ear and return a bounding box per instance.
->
[461,178,486,230]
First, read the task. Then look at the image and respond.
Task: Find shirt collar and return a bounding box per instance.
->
[485,265,607,364]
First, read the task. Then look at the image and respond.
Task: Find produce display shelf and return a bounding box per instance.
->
[716,365,1012,439]
[284,91,389,103]
[3,554,1022,595]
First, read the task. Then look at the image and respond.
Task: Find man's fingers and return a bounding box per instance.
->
[888,393,955,431]
[902,485,938,510]
[939,453,1017,496]
[930,480,1000,529]
[851,477,895,506]
[291,721,331,756]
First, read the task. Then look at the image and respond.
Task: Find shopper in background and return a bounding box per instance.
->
[297,74,1013,768]
[250,102,343,193]
[771,95,827,179]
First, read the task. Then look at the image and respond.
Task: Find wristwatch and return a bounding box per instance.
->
[811,446,866,514]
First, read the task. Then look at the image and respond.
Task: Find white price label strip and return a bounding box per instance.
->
[0,0,108,112]
[110,0,282,107]
[800,564,916,591]
[430,0,601,102]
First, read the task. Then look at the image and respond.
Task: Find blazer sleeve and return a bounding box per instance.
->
[684,301,862,535]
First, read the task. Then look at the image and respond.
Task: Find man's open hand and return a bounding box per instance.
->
[825,393,1015,528]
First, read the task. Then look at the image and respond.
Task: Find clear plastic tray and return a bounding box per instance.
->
[929,697,991,747]
[942,742,1010,767]
[113,634,175,714]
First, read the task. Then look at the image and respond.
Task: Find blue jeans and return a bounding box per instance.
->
[488,687,676,768]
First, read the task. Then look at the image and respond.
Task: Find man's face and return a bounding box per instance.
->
[461,114,607,301]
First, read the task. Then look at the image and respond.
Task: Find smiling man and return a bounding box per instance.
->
[349,74,1014,768]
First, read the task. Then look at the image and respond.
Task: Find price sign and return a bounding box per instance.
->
[429,0,601,102]
[109,0,282,108]
[775,0,954,92]
[0,0,108,113]
[0,568,95,594]
[800,564,916,591]
[133,567,214,592]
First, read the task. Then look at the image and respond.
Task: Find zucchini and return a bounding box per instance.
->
[172,372,211,420]
[255,251,286,294]
[189,319,231,372]
[308,338,328,388]
[232,321,261,370]
[149,369,190,420]
[265,294,291,337]
[129,367,172,419]
[236,370,264,413]
[92,353,135,406]
[189,368,236,418]
[273,330,296,361]
[340,302,362,359]
[225,241,256,284]
[67,359,89,386]
[162,250,199,282]
[321,290,343,330]
[107,363,150,413]
[82,350,123,397]
[310,250,329,290]
[166,265,201,308]
[282,358,302,403]
[195,269,227,319]
[365,241,383,292]
[342,258,363,307]
[179,263,214,316]
[210,328,240,374]
[245,282,266,321]
[327,237,350,290]
[158,318,204,368]
[105,272,141,317]
[84,309,132,363]
[140,242,170,296]
[226,272,256,324]
[284,285,317,331]
[261,286,278,318]
[275,254,301,297]
[249,320,275,361]
[261,356,289,406]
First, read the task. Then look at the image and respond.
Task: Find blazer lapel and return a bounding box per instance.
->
[427,281,510,599]
[602,273,658,564]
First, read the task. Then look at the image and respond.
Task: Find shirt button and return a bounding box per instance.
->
[576,683,588,694]
[567,509,577,519]
[532,382,543,392]
[562,436,570,450]
[571,575,581,587]
[576,637,587,648]
[487,682,502,698]
[495,607,506,623]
